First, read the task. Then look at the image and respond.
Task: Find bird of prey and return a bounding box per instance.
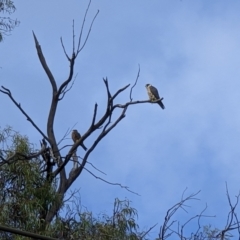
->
[71,129,87,151]
[145,83,165,109]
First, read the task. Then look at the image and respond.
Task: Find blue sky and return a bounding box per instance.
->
[1,0,240,238]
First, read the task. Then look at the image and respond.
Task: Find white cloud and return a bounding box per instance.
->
[2,0,240,236]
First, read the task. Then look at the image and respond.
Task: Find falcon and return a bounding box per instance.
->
[71,130,87,151]
[145,83,165,109]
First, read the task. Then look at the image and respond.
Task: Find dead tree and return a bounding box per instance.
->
[158,185,240,240]
[0,0,162,224]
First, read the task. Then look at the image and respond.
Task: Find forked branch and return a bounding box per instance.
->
[216,183,240,239]
[158,185,240,240]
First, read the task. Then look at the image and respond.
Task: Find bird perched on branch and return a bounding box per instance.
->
[145,83,165,109]
[71,129,87,151]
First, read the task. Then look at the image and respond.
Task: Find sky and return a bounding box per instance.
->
[1,0,240,238]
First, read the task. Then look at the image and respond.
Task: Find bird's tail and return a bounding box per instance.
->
[158,101,165,109]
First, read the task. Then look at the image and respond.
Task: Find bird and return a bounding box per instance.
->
[145,83,165,109]
[71,129,87,151]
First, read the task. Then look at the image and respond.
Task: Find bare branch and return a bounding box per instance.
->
[217,183,240,239]
[72,19,75,54]
[32,31,57,92]
[83,167,140,196]
[57,128,72,146]
[113,98,163,109]
[140,223,158,239]
[62,188,81,204]
[58,73,77,101]
[180,204,215,238]
[31,32,61,176]
[196,204,210,236]
[103,78,112,100]
[76,0,99,55]
[159,190,201,240]
[56,1,99,103]
[77,9,99,54]
[87,161,107,175]
[57,54,76,99]
[77,0,91,51]
[90,103,98,128]
[158,185,240,240]
[60,36,70,61]
[112,83,130,101]
[57,121,79,150]
[0,86,50,143]
[130,64,140,101]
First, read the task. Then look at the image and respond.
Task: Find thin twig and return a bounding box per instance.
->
[140,223,158,239]
[60,37,70,60]
[57,55,76,100]
[58,73,77,101]
[130,64,140,101]
[87,161,107,175]
[84,167,140,196]
[159,190,201,240]
[57,128,72,146]
[111,83,130,101]
[78,9,99,54]
[180,204,215,237]
[72,19,75,54]
[76,0,99,55]
[77,0,92,52]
